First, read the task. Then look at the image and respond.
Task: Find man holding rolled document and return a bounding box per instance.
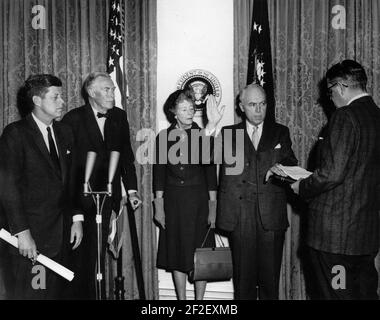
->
[61,72,140,299]
[0,74,83,299]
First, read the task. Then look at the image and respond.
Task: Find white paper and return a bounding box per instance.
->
[0,228,74,281]
[277,165,313,180]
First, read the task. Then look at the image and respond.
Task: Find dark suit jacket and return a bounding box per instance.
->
[0,114,75,257]
[217,120,297,232]
[61,104,137,215]
[299,96,380,255]
[153,122,217,192]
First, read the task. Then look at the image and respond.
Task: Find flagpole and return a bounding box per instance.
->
[114,248,125,300]
[126,201,146,300]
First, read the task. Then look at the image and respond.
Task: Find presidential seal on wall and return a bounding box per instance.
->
[176,69,222,128]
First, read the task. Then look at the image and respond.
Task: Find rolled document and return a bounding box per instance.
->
[0,228,74,282]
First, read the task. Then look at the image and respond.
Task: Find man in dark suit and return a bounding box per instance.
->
[61,72,140,299]
[207,84,297,299]
[0,74,83,299]
[292,60,380,299]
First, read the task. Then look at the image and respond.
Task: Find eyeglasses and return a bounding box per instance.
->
[327,82,348,96]
[245,101,267,109]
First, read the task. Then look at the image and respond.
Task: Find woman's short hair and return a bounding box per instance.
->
[163,89,194,123]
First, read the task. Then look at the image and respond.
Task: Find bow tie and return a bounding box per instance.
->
[97,112,108,119]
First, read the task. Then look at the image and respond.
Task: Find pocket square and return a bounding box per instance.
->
[66,150,71,155]
[318,137,324,140]
[274,144,281,149]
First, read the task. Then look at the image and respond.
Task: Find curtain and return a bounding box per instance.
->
[105,0,158,300]
[0,0,110,128]
[234,0,380,299]
[0,0,158,300]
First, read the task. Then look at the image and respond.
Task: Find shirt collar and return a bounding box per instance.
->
[90,105,102,118]
[347,93,370,106]
[32,112,53,133]
[246,120,263,132]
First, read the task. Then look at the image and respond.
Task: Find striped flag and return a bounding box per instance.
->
[246,0,275,122]
[107,0,127,110]
[107,0,126,259]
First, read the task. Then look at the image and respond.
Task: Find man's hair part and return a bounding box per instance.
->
[23,74,62,114]
[326,59,367,91]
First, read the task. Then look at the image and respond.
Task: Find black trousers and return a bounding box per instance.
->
[306,246,379,300]
[10,251,63,300]
[230,205,285,300]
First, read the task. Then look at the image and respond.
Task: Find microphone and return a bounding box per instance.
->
[107,151,120,196]
[84,151,97,195]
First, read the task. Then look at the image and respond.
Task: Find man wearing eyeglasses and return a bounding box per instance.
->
[291,60,380,299]
[207,83,297,299]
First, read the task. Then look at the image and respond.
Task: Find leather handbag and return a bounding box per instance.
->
[189,227,233,282]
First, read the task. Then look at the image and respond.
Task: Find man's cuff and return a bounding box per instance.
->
[14,229,29,237]
[128,189,137,195]
[73,214,84,222]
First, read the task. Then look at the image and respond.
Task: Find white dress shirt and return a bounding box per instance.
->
[91,106,107,139]
[90,106,137,196]
[31,113,83,223]
[32,113,59,155]
[246,120,263,148]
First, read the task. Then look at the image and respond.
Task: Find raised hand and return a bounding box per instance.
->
[205,94,225,132]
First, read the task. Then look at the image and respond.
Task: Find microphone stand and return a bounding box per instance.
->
[84,186,110,300]
[84,150,119,300]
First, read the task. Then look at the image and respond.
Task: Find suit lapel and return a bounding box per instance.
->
[257,120,275,151]
[104,109,118,150]
[83,104,105,151]
[53,122,68,184]
[236,121,255,158]
[26,115,62,180]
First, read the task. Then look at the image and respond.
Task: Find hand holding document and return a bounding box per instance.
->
[0,228,74,281]
[272,165,313,183]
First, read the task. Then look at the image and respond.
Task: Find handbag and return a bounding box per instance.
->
[189,227,233,282]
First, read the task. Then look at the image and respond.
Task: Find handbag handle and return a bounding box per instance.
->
[200,227,227,248]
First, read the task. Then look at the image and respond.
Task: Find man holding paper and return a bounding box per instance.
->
[207,84,297,299]
[0,74,83,299]
[291,60,380,299]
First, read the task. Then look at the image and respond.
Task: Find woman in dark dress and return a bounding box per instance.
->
[153,89,221,300]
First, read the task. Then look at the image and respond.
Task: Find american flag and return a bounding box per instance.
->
[246,0,275,122]
[107,0,126,259]
[107,0,127,110]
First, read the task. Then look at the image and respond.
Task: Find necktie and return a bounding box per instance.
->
[251,126,259,150]
[97,112,108,119]
[47,127,61,173]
